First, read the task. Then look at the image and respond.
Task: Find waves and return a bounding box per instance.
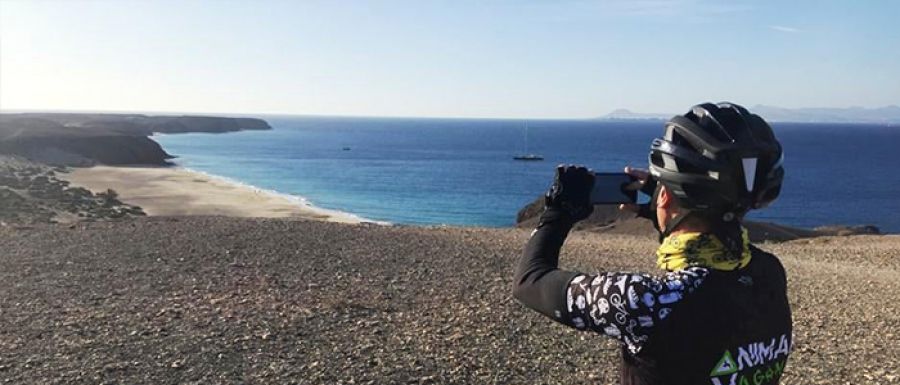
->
[178,166,391,225]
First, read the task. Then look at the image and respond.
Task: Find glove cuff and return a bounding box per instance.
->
[538,207,578,229]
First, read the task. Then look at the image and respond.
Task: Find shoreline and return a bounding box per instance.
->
[33,162,885,239]
[58,165,385,225]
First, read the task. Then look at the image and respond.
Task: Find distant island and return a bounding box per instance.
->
[599,105,900,124]
[600,109,672,121]
[0,113,271,166]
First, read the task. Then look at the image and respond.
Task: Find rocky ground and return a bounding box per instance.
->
[1,217,897,384]
[0,156,144,224]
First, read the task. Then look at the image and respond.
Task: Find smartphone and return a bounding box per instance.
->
[591,172,640,204]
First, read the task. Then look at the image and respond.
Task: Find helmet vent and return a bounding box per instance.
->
[742,158,758,192]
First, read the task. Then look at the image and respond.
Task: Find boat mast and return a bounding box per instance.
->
[524,121,529,154]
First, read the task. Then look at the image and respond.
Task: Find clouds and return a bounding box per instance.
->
[768,25,800,33]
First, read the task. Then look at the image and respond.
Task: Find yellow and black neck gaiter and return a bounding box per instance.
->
[656,228,752,271]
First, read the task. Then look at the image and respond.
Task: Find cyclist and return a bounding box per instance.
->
[512,102,792,385]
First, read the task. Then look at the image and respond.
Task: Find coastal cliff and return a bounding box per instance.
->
[135,115,271,134]
[0,113,271,166]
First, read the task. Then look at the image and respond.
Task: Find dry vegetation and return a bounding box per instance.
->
[0,157,144,225]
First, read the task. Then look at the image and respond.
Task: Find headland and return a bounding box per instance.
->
[0,112,367,224]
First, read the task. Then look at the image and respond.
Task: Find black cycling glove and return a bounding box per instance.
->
[544,165,595,222]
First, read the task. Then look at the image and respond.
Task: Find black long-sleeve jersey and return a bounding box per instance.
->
[512,210,793,385]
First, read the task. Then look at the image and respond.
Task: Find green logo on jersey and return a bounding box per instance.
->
[710,351,738,376]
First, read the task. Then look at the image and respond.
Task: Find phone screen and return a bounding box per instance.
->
[591,172,639,204]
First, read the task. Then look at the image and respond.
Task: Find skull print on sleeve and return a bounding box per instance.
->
[565,267,709,354]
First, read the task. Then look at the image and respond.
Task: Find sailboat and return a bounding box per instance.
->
[513,121,544,161]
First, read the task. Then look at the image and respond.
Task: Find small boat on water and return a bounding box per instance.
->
[513,121,544,161]
[342,147,351,151]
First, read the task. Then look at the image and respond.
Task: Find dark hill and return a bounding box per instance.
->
[0,113,271,135]
[0,113,271,166]
[516,196,880,242]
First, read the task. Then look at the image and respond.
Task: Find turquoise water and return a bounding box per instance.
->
[155,116,900,232]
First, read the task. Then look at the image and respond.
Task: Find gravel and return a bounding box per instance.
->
[1,217,897,384]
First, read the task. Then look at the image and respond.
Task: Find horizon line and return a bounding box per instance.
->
[0,107,600,121]
[2,104,899,123]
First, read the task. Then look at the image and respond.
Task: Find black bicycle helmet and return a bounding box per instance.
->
[649,102,784,235]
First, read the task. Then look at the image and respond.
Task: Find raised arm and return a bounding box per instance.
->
[512,165,594,324]
[514,215,710,354]
[511,166,710,354]
[512,208,580,322]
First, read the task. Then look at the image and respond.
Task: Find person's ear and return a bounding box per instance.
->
[657,185,673,209]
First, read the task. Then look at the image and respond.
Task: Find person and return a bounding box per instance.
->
[512,102,792,385]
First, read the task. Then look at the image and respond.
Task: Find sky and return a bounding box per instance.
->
[1,0,898,119]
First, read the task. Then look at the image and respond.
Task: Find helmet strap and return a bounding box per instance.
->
[659,209,693,243]
[650,183,742,249]
[706,211,746,260]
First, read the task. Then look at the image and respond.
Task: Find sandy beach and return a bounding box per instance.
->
[58,166,367,224]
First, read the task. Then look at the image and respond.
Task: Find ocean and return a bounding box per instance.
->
[154,116,900,233]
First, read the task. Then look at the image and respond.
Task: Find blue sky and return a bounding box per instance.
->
[1,0,898,118]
